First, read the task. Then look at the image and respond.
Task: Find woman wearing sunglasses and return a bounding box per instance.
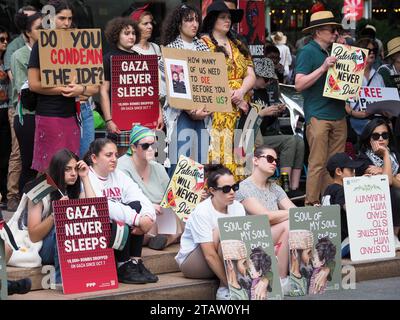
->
[235,145,296,294]
[117,125,182,250]
[345,38,385,137]
[356,118,400,249]
[175,164,246,300]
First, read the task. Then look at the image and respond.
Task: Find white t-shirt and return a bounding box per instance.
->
[88,167,156,226]
[132,42,161,56]
[175,197,245,266]
[182,40,196,50]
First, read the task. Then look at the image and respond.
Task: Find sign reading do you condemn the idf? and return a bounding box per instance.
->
[323,43,368,101]
[53,197,118,294]
[38,29,104,87]
[161,47,231,112]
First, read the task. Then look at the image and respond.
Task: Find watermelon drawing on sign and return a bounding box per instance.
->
[167,189,176,207]
[328,74,340,91]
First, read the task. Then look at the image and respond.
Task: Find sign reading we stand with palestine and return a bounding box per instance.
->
[160,156,204,222]
[53,197,118,294]
[38,29,104,87]
[323,43,368,101]
[111,55,159,130]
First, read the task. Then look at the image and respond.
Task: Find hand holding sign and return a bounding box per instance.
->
[322,56,337,72]
[61,76,83,98]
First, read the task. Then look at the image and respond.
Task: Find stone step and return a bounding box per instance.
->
[8,272,218,300]
[7,244,180,291]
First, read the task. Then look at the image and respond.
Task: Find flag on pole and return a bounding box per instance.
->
[23,174,59,204]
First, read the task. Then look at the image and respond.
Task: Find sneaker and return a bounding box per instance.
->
[216,286,230,300]
[280,276,291,296]
[137,259,159,283]
[341,237,350,258]
[394,235,400,251]
[6,198,20,212]
[7,278,32,295]
[117,260,149,284]
[148,234,168,251]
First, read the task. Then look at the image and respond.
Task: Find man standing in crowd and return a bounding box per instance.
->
[295,11,346,206]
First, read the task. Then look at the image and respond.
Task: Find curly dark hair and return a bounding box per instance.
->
[47,0,73,15]
[104,17,139,48]
[14,11,42,40]
[249,247,272,277]
[201,11,250,59]
[160,4,201,46]
[315,237,336,266]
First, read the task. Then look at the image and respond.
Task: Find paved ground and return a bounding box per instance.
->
[285,276,400,300]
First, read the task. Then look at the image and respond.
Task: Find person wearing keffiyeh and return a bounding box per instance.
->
[159,4,212,175]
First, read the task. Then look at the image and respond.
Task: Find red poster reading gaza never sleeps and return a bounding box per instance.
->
[53,197,118,295]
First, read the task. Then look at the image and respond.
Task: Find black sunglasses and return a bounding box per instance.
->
[258,154,279,165]
[371,132,389,141]
[138,142,155,150]
[0,36,8,43]
[320,27,338,34]
[367,48,378,55]
[214,183,240,194]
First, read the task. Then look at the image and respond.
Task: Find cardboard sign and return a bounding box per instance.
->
[38,29,103,87]
[289,206,341,296]
[0,239,7,300]
[161,47,231,112]
[111,55,159,130]
[323,43,368,101]
[356,87,400,116]
[218,215,282,300]
[53,197,118,294]
[160,155,204,222]
[238,0,265,57]
[343,175,396,262]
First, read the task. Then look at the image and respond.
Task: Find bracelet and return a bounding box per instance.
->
[105,118,113,123]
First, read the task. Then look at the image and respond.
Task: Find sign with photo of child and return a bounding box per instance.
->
[343,175,396,261]
[161,47,231,112]
[38,29,104,87]
[0,238,7,300]
[323,43,368,101]
[160,155,205,222]
[289,206,341,296]
[218,215,282,300]
[53,197,118,294]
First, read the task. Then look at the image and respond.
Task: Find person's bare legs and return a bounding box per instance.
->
[290,168,302,190]
[5,243,12,263]
[271,220,289,278]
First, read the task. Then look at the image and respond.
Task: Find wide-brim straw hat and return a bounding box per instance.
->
[203,0,244,30]
[289,230,314,250]
[302,10,342,34]
[221,240,247,260]
[386,36,400,59]
[271,31,287,45]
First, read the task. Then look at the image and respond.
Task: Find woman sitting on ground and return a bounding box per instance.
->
[117,125,182,250]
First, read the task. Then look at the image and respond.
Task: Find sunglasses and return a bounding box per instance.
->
[258,154,279,165]
[138,142,155,150]
[214,183,240,194]
[371,132,389,141]
[0,37,8,43]
[320,27,338,34]
[367,48,378,55]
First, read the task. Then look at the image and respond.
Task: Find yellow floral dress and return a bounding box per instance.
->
[201,36,254,181]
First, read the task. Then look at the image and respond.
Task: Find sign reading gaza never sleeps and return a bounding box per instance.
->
[38,29,104,88]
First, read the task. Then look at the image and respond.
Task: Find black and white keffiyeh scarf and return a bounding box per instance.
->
[366,148,400,175]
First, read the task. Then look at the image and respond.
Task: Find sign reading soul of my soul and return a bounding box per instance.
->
[53,197,118,294]
[343,175,395,262]
[38,29,103,87]
[161,47,231,112]
[323,43,368,101]
[160,155,204,222]
[111,55,159,130]
[218,216,282,300]
[0,238,7,300]
[288,206,341,296]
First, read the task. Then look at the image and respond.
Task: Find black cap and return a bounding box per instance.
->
[326,153,363,172]
[203,1,244,26]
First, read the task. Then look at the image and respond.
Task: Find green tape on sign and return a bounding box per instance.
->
[0,239,7,300]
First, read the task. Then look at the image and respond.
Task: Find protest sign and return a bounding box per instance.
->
[53,197,118,294]
[0,238,6,300]
[323,43,368,101]
[343,175,396,262]
[218,215,282,300]
[38,29,103,87]
[160,156,204,222]
[111,55,159,130]
[238,0,265,57]
[355,87,400,116]
[289,206,341,296]
[161,47,231,112]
